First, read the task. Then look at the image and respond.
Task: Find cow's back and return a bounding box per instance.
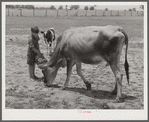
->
[57,25,124,64]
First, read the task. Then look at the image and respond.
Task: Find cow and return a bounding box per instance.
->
[41,28,55,56]
[41,25,129,102]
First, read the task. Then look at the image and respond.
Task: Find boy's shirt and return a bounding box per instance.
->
[27,35,40,57]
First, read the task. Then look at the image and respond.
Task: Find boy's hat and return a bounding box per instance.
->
[31,26,39,33]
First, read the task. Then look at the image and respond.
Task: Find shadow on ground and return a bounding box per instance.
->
[63,87,136,101]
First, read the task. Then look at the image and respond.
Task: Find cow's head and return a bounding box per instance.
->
[41,28,55,44]
[42,58,66,86]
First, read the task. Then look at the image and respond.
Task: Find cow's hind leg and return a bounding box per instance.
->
[76,62,91,90]
[110,63,123,102]
[111,74,123,95]
[110,35,125,102]
[111,83,117,95]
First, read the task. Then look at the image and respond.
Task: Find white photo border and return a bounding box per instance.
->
[2,1,148,120]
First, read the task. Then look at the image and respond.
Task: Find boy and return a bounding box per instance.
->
[27,26,43,80]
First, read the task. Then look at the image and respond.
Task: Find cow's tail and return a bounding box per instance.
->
[121,30,129,85]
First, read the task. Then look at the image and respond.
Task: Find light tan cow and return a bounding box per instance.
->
[41,25,129,102]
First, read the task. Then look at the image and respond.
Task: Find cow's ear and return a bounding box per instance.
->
[53,33,56,41]
[40,31,44,34]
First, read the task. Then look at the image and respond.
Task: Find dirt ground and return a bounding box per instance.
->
[5,35,144,109]
[5,16,144,109]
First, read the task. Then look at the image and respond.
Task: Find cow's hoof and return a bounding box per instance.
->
[116,97,120,103]
[44,83,52,87]
[111,90,117,95]
[43,80,47,83]
[86,83,91,90]
[116,97,125,103]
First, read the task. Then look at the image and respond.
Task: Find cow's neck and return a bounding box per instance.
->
[53,59,63,71]
[47,34,63,68]
[48,45,61,68]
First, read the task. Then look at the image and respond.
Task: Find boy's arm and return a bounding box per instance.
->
[31,47,42,56]
[37,43,41,53]
[29,39,42,56]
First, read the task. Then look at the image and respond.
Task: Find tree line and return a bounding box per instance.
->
[6,5,34,9]
[6,5,93,10]
[6,5,144,11]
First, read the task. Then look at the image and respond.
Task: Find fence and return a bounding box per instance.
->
[6,8,144,17]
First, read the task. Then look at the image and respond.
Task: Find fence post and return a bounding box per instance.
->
[117,11,119,16]
[102,11,105,16]
[33,8,35,17]
[137,11,138,16]
[57,10,59,17]
[85,10,87,16]
[66,10,68,16]
[8,8,9,16]
[110,10,112,16]
[45,9,47,17]
[76,10,78,16]
[20,9,22,16]
[131,10,132,16]
[141,11,144,16]
[95,10,96,16]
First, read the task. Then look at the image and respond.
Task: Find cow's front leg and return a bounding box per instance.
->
[62,59,74,89]
[76,62,91,90]
[111,82,117,94]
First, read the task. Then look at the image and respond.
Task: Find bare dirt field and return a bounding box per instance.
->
[5,16,144,109]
